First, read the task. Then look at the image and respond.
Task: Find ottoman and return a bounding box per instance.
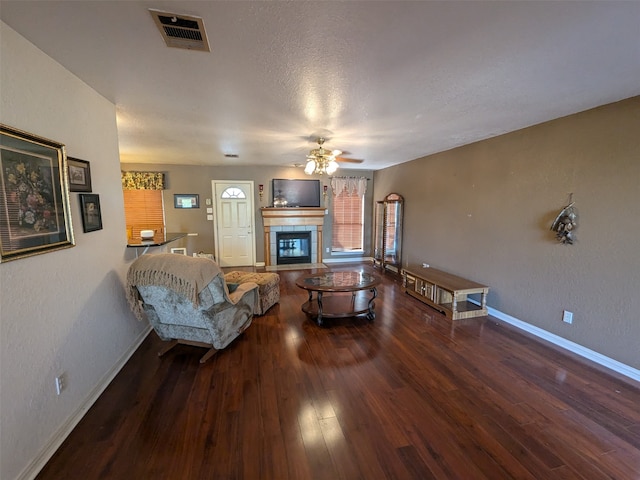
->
[224,271,280,315]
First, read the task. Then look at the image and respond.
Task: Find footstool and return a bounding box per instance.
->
[224,271,280,315]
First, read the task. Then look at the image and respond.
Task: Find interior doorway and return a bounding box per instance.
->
[211,180,256,267]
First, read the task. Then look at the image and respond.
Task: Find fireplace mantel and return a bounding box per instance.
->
[261,207,326,266]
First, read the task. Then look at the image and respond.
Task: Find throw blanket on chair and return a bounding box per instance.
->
[126,254,221,320]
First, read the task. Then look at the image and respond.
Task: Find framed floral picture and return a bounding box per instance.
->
[79,194,103,233]
[67,157,92,192]
[0,124,75,262]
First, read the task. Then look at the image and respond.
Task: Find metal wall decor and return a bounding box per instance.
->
[551,194,578,245]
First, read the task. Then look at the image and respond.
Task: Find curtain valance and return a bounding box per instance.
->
[121,171,165,190]
[330,176,368,197]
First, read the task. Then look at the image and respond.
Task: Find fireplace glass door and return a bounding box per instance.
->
[276,231,311,264]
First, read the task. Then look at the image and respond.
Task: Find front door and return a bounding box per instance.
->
[212,180,255,267]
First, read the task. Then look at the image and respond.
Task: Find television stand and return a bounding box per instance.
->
[402,265,489,320]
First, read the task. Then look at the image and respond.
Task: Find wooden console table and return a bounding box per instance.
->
[402,265,489,320]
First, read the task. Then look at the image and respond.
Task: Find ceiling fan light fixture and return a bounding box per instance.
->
[326,160,339,175]
[304,137,341,175]
[304,159,317,175]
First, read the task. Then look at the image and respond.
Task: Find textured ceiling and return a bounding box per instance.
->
[1,1,639,171]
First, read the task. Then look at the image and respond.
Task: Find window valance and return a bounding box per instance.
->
[121,171,165,190]
[330,176,368,197]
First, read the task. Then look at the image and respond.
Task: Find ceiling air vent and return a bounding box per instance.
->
[149,9,210,52]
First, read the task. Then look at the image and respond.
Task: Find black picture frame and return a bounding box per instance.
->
[0,124,75,262]
[174,194,199,209]
[67,157,92,192]
[79,193,103,233]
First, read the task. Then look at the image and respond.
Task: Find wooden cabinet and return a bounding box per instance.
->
[373,193,403,271]
[402,265,489,320]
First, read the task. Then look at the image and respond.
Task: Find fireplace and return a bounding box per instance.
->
[276,231,311,264]
[260,207,326,266]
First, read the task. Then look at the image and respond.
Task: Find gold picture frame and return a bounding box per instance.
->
[0,124,75,262]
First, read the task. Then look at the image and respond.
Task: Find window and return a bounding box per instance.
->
[221,187,246,199]
[123,189,165,240]
[331,190,364,252]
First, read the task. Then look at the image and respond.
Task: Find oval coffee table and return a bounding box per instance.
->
[295,271,380,326]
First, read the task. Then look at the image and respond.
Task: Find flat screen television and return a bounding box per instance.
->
[271,179,321,207]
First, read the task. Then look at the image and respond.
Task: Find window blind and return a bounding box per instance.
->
[123,189,165,239]
[331,191,364,251]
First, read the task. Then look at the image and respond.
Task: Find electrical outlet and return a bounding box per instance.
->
[325,247,330,253]
[562,310,573,324]
[55,374,65,395]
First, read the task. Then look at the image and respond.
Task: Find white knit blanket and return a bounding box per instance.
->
[126,253,220,320]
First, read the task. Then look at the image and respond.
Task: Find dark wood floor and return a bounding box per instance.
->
[38,263,640,479]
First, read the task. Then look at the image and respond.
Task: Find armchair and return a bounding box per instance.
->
[126,254,259,363]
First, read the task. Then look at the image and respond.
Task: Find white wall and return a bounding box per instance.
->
[0,23,148,480]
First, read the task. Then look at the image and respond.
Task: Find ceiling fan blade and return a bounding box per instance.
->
[335,156,364,164]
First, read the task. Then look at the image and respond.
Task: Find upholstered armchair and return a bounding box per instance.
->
[126,254,259,363]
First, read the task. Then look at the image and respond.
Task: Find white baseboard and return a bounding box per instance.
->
[486,305,640,383]
[19,326,152,480]
[255,261,265,267]
[323,256,374,264]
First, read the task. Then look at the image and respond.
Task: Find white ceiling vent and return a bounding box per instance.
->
[149,9,210,52]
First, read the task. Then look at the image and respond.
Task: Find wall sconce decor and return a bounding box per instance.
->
[323,185,328,198]
[259,184,264,201]
[551,194,578,245]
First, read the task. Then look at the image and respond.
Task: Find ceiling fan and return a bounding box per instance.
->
[304,137,363,175]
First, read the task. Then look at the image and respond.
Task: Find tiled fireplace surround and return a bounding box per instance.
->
[260,207,326,266]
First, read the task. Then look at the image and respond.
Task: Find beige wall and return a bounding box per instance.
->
[374,97,640,370]
[121,164,375,262]
[1,23,147,480]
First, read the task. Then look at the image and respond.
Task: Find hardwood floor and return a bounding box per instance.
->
[37,263,640,479]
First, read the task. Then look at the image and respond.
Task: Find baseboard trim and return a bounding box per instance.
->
[486,305,640,383]
[323,256,374,264]
[19,326,152,480]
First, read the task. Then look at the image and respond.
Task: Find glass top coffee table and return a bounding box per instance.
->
[295,271,380,326]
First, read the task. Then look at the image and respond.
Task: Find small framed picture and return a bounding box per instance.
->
[174,194,199,209]
[79,194,103,233]
[67,157,92,192]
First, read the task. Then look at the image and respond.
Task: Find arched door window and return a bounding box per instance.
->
[220,187,246,199]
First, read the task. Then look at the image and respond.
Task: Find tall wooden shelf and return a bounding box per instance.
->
[402,265,489,320]
[373,193,403,271]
